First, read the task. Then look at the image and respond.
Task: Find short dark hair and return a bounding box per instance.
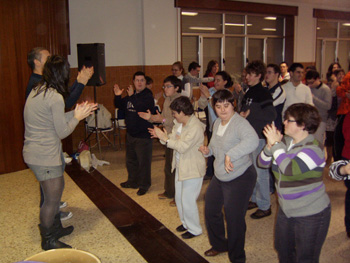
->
[188,61,200,72]
[245,60,266,81]
[145,76,153,85]
[284,103,321,134]
[170,96,194,116]
[305,70,320,80]
[163,75,182,93]
[27,47,47,70]
[305,65,317,71]
[289,63,304,73]
[280,61,288,67]
[215,71,233,88]
[212,89,235,108]
[267,64,281,75]
[334,68,345,77]
[133,71,146,80]
[34,55,70,98]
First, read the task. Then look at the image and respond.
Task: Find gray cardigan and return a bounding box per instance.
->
[206,113,259,182]
[23,88,79,166]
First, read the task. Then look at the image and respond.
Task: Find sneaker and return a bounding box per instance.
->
[59,201,67,209]
[250,208,271,219]
[169,199,176,207]
[60,211,73,221]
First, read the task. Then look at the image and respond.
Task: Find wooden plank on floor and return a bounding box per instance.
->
[65,160,208,263]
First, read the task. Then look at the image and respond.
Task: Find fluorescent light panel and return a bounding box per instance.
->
[181,12,198,16]
[189,26,216,31]
[264,16,277,20]
[342,23,350,26]
[225,23,252,26]
[262,28,276,31]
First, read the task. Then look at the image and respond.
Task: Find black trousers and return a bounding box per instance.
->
[163,147,175,198]
[205,165,256,263]
[125,133,153,190]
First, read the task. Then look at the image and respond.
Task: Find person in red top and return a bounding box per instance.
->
[334,70,350,161]
[204,60,219,88]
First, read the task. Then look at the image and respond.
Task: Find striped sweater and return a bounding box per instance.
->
[258,134,330,218]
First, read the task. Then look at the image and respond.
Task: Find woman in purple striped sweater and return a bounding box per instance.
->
[258,103,331,263]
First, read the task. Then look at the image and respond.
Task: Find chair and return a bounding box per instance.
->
[114,108,127,149]
[84,105,115,156]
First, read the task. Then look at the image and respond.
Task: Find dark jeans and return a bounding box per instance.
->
[275,205,331,263]
[125,133,152,191]
[163,147,175,198]
[345,179,350,232]
[333,115,345,162]
[205,130,215,178]
[205,165,256,263]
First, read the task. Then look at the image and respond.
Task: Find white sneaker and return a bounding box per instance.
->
[59,201,67,209]
[60,211,73,221]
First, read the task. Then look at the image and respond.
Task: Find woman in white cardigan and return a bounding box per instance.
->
[149,96,206,239]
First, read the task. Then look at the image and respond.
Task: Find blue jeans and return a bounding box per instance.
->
[275,206,331,263]
[251,139,270,210]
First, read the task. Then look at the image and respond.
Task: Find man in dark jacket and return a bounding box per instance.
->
[241,60,276,219]
[114,71,154,195]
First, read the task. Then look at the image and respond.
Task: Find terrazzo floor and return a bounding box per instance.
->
[1,141,350,263]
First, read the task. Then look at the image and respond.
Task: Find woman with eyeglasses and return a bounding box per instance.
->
[258,103,331,262]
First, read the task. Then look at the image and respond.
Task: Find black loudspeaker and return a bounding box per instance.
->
[77,43,106,86]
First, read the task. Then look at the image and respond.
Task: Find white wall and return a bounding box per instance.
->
[68,0,350,67]
[142,0,178,65]
[68,0,177,68]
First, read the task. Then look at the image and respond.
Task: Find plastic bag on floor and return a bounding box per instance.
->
[91,153,110,169]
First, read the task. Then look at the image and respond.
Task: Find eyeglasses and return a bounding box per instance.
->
[163,85,174,89]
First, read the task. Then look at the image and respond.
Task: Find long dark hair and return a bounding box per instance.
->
[204,60,219,77]
[34,55,70,98]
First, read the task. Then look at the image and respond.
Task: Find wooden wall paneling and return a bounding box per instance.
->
[0,0,70,174]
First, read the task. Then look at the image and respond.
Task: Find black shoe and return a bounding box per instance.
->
[250,208,271,219]
[120,181,138,189]
[181,231,198,239]
[347,231,350,238]
[176,225,187,232]
[247,201,258,210]
[137,189,147,196]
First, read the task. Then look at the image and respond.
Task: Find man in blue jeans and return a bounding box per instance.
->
[240,60,276,219]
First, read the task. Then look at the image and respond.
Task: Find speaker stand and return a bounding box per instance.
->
[84,86,104,158]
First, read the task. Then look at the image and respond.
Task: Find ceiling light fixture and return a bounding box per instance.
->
[225,23,252,27]
[181,12,198,16]
[262,28,276,31]
[264,16,277,20]
[189,26,216,31]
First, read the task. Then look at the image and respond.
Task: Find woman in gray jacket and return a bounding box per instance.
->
[23,55,97,250]
[199,89,259,262]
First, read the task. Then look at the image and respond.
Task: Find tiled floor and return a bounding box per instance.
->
[1,141,350,263]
